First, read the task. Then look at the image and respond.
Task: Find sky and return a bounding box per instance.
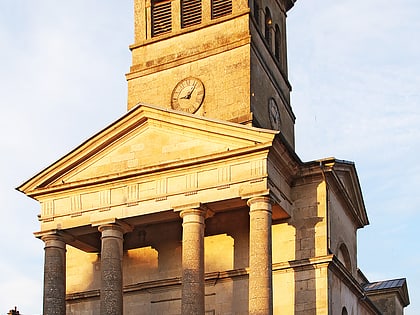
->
[0,0,418,314]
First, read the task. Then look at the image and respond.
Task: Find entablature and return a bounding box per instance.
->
[36,147,270,231]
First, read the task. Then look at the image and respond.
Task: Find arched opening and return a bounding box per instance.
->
[337,243,352,271]
[342,306,348,315]
[275,24,281,61]
[264,7,272,47]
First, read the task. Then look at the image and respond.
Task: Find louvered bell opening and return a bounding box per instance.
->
[152,0,172,36]
[181,0,202,28]
[211,0,232,19]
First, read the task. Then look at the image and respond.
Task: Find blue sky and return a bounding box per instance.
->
[288,2,419,314]
[0,1,418,313]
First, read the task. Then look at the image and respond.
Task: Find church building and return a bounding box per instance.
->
[18,0,409,314]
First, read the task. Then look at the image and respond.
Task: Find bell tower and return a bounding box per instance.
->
[126,0,296,147]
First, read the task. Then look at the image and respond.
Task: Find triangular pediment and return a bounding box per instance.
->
[336,170,358,204]
[332,161,369,227]
[18,104,276,196]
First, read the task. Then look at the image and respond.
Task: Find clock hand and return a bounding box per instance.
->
[180,84,196,99]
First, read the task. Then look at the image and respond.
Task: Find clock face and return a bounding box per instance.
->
[268,98,280,130]
[171,77,205,114]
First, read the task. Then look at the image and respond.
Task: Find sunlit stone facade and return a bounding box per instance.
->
[18,0,409,314]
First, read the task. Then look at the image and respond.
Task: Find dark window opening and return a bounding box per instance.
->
[182,0,202,28]
[212,0,232,19]
[152,0,172,36]
[254,0,260,25]
[275,24,281,61]
[264,8,272,46]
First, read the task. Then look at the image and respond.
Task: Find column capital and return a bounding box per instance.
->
[173,202,202,212]
[179,208,207,219]
[247,196,274,210]
[174,202,214,219]
[36,230,73,249]
[40,233,65,242]
[94,219,133,234]
[240,188,270,200]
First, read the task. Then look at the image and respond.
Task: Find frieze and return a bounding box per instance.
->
[39,156,269,227]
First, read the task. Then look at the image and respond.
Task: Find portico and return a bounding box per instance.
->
[19,104,291,314]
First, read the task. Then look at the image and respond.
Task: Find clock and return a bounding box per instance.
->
[171,77,205,114]
[268,98,280,130]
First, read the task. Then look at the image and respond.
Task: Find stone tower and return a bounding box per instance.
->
[127,0,296,147]
[18,1,410,314]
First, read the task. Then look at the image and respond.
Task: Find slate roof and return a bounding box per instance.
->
[364,278,406,291]
[364,278,410,307]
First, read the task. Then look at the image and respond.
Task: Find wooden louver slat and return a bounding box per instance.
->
[211,0,232,19]
[152,0,172,36]
[181,0,202,28]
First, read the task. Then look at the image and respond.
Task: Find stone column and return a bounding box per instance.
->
[248,196,273,315]
[98,224,125,315]
[41,234,66,315]
[180,208,206,315]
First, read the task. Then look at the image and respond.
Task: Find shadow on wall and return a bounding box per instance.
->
[293,214,323,314]
[65,207,255,313]
[290,181,325,314]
